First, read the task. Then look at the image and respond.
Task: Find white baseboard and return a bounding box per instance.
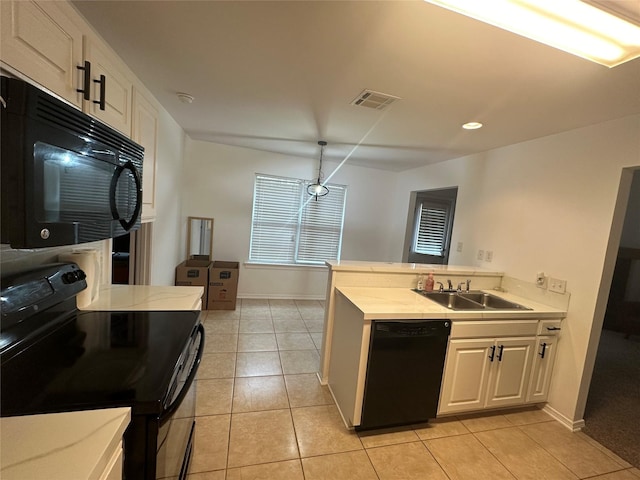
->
[543,404,585,432]
[237,294,325,300]
[327,383,354,430]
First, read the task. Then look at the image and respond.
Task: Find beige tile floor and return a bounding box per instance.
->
[188,299,640,480]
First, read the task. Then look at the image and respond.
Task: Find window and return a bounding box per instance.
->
[249,174,347,265]
[405,187,457,265]
[414,202,449,256]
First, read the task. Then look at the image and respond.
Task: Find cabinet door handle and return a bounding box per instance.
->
[488,345,496,362]
[76,61,91,100]
[539,342,547,359]
[546,326,561,331]
[93,74,106,110]
[497,344,504,361]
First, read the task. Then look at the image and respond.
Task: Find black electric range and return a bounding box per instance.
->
[0,263,205,480]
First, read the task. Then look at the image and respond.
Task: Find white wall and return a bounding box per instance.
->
[183,139,397,298]
[149,107,188,285]
[389,114,640,426]
[180,113,640,425]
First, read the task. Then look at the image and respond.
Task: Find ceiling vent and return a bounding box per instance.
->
[350,89,400,110]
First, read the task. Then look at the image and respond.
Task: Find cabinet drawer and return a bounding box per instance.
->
[538,319,562,336]
[451,320,538,339]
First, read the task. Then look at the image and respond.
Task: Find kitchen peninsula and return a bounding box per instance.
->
[319,261,568,430]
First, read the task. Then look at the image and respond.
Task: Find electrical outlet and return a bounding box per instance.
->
[477,249,484,261]
[485,251,493,262]
[456,242,463,252]
[548,277,567,294]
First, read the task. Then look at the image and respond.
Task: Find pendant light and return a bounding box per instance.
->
[307,140,329,200]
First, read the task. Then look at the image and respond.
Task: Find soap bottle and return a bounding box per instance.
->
[425,273,435,292]
[417,275,424,291]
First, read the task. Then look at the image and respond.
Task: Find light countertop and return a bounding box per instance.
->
[0,407,130,480]
[326,260,503,276]
[336,287,566,320]
[83,284,204,311]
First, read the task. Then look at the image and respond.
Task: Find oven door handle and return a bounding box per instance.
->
[159,323,205,426]
[109,161,143,231]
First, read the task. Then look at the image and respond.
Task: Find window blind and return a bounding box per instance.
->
[414,203,448,256]
[297,183,347,264]
[250,174,347,265]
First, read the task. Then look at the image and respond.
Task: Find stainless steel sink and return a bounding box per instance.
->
[420,292,485,310]
[414,290,531,311]
[459,291,532,310]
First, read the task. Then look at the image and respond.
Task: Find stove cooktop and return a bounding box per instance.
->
[0,309,200,417]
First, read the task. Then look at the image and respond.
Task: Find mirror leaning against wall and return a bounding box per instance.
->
[187,216,214,259]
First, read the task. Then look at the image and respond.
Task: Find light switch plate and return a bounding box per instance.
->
[485,251,493,262]
[477,249,484,261]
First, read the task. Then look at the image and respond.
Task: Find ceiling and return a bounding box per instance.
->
[71,0,640,172]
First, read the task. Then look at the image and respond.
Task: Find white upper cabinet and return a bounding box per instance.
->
[2,1,136,135]
[1,0,160,223]
[1,0,84,108]
[132,87,159,222]
[83,37,133,135]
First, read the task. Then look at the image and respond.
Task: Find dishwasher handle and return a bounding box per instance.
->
[373,321,451,338]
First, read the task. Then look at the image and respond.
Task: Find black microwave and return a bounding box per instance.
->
[1,76,144,249]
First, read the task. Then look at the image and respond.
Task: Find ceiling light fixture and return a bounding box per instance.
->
[462,121,483,130]
[177,92,194,104]
[423,0,640,67]
[307,141,329,200]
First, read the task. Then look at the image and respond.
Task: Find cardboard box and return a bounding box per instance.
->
[207,261,239,310]
[175,259,212,306]
[189,254,210,261]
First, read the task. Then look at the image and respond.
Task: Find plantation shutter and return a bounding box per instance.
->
[414,202,449,256]
[297,183,347,264]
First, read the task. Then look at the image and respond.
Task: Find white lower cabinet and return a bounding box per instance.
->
[438,318,563,416]
[437,338,493,413]
[100,443,124,480]
[527,335,558,403]
[485,337,536,408]
[438,335,535,414]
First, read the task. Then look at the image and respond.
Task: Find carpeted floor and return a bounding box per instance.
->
[583,329,640,468]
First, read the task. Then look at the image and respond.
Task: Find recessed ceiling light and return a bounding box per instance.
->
[424,0,640,67]
[462,122,483,130]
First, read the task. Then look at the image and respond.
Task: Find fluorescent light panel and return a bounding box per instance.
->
[424,0,640,67]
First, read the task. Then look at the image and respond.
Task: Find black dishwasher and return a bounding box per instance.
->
[357,320,451,431]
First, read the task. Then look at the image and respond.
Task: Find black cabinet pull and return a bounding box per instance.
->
[488,345,496,362]
[497,344,504,361]
[546,326,561,331]
[539,342,547,359]
[93,74,106,110]
[76,61,91,100]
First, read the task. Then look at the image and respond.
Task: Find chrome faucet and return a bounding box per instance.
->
[436,282,445,293]
[447,279,453,291]
[466,279,471,292]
